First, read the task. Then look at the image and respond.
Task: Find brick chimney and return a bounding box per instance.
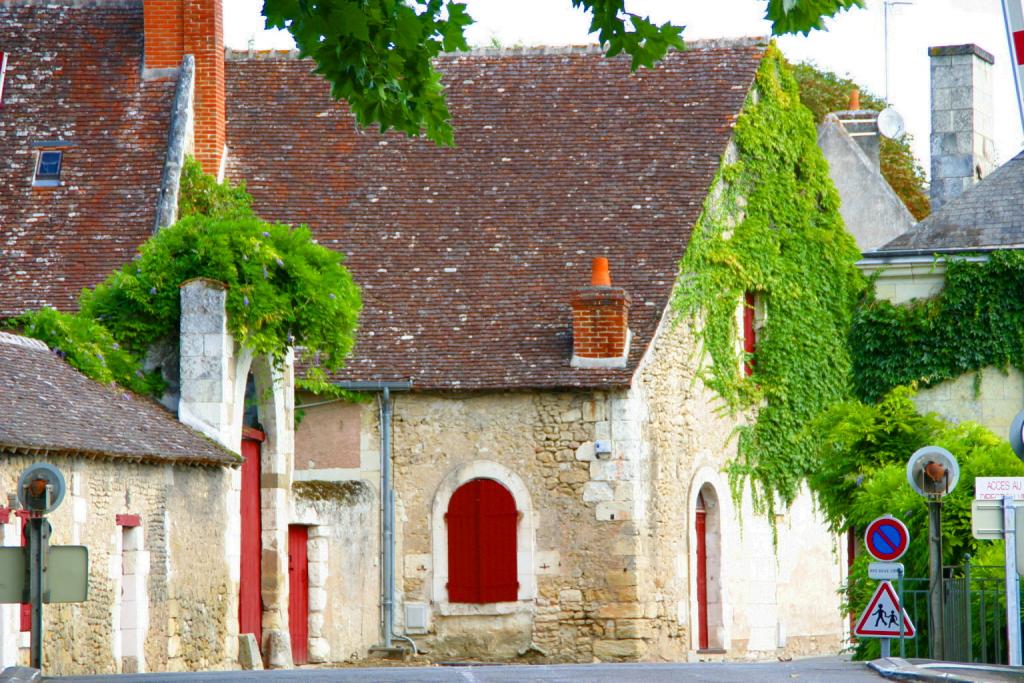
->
[144,0,225,175]
[928,44,996,210]
[571,258,631,369]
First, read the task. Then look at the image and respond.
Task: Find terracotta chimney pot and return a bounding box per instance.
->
[849,88,860,111]
[591,257,611,286]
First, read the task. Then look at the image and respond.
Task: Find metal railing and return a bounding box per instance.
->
[897,557,1021,663]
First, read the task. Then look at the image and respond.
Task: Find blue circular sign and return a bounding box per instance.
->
[864,515,909,562]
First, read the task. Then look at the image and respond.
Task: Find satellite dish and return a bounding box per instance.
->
[878,107,905,139]
[906,446,959,499]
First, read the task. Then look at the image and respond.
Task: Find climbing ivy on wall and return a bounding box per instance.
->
[8,157,361,398]
[673,45,865,512]
[852,251,1024,403]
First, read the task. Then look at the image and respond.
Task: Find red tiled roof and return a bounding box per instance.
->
[225,42,764,390]
[0,332,237,466]
[0,1,174,316]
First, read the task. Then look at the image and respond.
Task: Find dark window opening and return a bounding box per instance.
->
[446,478,518,604]
[34,150,63,186]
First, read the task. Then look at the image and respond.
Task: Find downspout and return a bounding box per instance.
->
[333,380,414,654]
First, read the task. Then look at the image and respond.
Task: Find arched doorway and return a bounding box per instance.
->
[694,483,723,652]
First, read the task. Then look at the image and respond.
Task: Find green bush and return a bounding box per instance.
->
[811,386,1024,658]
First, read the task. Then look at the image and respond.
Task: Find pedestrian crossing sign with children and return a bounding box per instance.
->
[854,580,915,638]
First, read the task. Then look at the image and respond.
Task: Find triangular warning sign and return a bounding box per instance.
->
[854,581,915,638]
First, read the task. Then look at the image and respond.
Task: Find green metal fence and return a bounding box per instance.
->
[896,557,1021,663]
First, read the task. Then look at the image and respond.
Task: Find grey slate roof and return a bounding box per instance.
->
[0,332,239,467]
[875,150,1024,253]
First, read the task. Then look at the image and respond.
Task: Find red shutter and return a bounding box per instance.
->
[477,480,518,603]
[446,481,481,602]
[447,479,518,604]
[743,291,756,376]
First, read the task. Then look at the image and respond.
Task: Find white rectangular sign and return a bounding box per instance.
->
[975,477,1024,500]
[868,562,904,580]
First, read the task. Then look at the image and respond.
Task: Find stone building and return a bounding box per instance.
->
[0,330,239,674]
[228,42,850,661]
[0,0,855,668]
[859,44,1024,437]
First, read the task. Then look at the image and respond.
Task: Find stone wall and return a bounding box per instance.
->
[290,480,379,663]
[913,366,1024,440]
[628,297,845,661]
[0,454,235,675]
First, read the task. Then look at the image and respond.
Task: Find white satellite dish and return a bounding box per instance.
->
[878,106,905,139]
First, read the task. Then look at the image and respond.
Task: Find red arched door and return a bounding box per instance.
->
[239,429,264,648]
[695,491,709,650]
[447,479,518,603]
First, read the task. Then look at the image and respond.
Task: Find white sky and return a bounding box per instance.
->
[223,0,1024,173]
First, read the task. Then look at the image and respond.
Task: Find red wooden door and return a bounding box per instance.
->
[239,432,263,648]
[695,504,709,650]
[288,525,310,665]
[447,479,518,603]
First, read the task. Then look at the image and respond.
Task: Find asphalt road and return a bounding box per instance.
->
[50,656,883,682]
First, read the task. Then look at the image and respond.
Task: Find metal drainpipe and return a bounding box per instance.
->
[380,387,394,648]
[333,380,413,653]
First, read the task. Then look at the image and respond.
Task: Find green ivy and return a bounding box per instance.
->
[10,158,361,398]
[852,251,1024,403]
[673,45,865,512]
[5,306,164,396]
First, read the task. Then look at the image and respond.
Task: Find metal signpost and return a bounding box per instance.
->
[971,495,1024,665]
[906,446,959,661]
[0,463,89,672]
[854,580,916,657]
[863,515,911,657]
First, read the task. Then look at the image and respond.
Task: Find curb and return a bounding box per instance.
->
[0,667,41,683]
[869,657,1023,682]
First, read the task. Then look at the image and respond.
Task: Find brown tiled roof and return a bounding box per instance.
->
[0,332,238,466]
[225,41,765,390]
[0,0,174,316]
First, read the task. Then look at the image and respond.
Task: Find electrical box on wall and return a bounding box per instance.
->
[405,602,429,633]
[594,440,613,458]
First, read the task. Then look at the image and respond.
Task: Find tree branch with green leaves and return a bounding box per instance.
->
[262,0,863,145]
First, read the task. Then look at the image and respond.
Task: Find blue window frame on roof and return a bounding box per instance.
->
[34,150,62,187]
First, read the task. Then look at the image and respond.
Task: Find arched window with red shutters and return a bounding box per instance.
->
[446,478,519,603]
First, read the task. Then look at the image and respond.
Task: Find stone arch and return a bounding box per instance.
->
[431,460,536,604]
[688,468,729,652]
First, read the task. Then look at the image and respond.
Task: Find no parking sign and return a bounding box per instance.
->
[864,515,910,562]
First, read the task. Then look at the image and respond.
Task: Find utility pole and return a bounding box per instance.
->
[883,1,914,102]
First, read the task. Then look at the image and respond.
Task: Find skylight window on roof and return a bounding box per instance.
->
[33,150,63,187]
[0,52,7,106]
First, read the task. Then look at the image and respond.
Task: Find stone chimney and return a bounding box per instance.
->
[928,44,996,210]
[177,277,240,451]
[144,0,226,175]
[571,258,631,369]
